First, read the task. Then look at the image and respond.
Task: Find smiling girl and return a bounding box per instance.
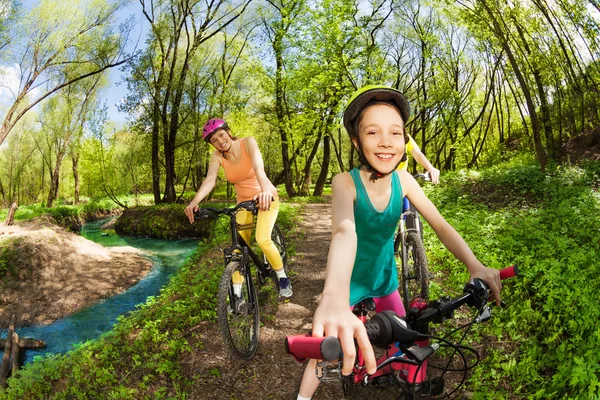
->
[184,118,292,298]
[296,85,501,399]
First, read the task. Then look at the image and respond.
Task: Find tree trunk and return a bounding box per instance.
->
[47,152,65,208]
[274,35,296,197]
[313,135,330,196]
[151,100,162,204]
[72,153,80,204]
[5,203,17,226]
[300,131,323,196]
[479,0,547,170]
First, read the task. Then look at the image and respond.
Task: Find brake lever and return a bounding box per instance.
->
[475,305,492,323]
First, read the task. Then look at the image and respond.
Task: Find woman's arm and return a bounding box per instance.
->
[184,151,221,224]
[245,137,276,211]
[399,170,502,303]
[310,173,378,375]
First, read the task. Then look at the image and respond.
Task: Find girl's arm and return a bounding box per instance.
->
[184,151,221,224]
[245,137,276,211]
[408,140,440,184]
[399,170,502,304]
[310,173,378,375]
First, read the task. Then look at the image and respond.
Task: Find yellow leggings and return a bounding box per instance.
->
[232,198,284,284]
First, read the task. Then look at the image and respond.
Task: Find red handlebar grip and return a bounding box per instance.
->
[499,265,518,280]
[285,334,341,362]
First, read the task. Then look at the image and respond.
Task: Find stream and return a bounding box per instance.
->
[6,218,200,364]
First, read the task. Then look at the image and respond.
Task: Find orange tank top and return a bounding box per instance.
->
[221,138,277,202]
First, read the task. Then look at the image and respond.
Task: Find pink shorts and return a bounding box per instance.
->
[350,290,406,317]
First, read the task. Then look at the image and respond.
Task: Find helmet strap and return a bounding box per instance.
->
[355,141,405,182]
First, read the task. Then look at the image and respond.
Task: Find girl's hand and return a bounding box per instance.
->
[311,295,377,375]
[469,264,502,305]
[428,167,440,184]
[184,202,199,224]
[254,192,272,211]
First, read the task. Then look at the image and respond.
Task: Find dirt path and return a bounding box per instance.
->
[188,202,400,399]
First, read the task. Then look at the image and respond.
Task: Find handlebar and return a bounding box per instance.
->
[285,265,518,363]
[413,171,430,182]
[193,199,259,221]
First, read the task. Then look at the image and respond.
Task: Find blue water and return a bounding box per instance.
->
[1,218,199,364]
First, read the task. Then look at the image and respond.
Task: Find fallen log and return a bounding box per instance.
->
[0,315,15,388]
[0,338,46,349]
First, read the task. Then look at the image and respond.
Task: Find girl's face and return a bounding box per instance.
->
[353,103,406,174]
[209,129,231,152]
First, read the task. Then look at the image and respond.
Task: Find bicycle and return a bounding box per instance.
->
[194,199,288,359]
[285,265,518,399]
[394,172,431,308]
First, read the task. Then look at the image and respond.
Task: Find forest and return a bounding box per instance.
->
[2,0,599,207]
[0,0,599,398]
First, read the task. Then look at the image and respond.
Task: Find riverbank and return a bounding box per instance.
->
[0,219,153,327]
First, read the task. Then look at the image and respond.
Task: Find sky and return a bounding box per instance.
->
[0,0,149,126]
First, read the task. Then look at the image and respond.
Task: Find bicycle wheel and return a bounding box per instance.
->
[394,231,429,308]
[217,260,260,359]
[272,224,288,267]
[268,224,289,289]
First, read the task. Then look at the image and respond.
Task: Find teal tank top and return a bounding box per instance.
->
[349,168,403,306]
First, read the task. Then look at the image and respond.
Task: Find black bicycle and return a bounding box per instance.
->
[394,172,431,308]
[194,200,287,359]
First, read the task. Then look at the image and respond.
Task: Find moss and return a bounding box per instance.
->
[114,204,212,239]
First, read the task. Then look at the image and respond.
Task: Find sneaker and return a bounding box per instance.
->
[278,277,293,298]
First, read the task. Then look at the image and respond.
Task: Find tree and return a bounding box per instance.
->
[124,0,252,204]
[0,0,133,146]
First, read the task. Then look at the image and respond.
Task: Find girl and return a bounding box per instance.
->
[184,118,292,298]
[296,85,501,399]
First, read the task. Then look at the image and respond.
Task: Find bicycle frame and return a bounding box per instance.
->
[216,208,272,282]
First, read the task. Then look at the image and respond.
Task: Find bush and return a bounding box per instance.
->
[115,204,214,239]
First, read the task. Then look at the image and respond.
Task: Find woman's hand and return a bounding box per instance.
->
[311,295,377,375]
[428,167,440,184]
[469,263,502,305]
[254,192,272,211]
[184,202,199,224]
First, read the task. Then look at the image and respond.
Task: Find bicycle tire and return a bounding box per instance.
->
[394,231,429,308]
[341,374,360,399]
[269,224,289,289]
[272,224,288,267]
[217,260,260,359]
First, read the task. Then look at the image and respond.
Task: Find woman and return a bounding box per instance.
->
[184,118,292,298]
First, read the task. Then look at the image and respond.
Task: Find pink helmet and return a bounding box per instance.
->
[202,118,227,142]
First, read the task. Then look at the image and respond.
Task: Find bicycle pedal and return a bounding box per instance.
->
[315,361,342,383]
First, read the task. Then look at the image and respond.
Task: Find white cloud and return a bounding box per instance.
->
[0,63,21,102]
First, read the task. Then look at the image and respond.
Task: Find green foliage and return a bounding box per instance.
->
[422,159,600,398]
[0,240,18,281]
[0,197,126,232]
[114,203,216,240]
